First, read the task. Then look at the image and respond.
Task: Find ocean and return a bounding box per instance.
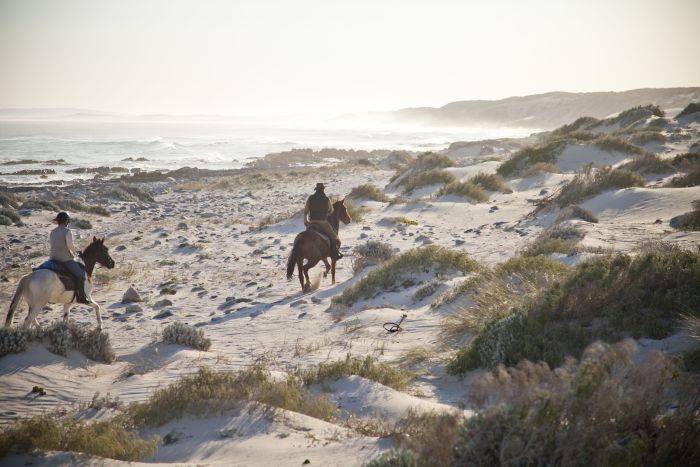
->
[0,119,533,184]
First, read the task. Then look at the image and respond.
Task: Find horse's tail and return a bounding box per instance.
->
[286,234,303,280]
[5,275,28,327]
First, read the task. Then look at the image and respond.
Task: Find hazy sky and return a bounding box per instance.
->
[1,0,699,116]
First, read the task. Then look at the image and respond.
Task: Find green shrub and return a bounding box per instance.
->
[20,199,59,211]
[468,173,512,193]
[593,135,645,155]
[365,449,419,467]
[521,162,560,176]
[0,322,115,363]
[621,153,674,174]
[0,414,157,461]
[345,200,371,222]
[449,245,700,372]
[0,190,22,208]
[401,170,456,193]
[0,215,12,226]
[676,102,700,119]
[353,240,395,275]
[551,116,600,136]
[522,226,585,257]
[454,340,700,466]
[435,181,488,202]
[439,255,569,342]
[549,166,645,208]
[666,154,700,187]
[670,200,700,231]
[129,366,337,427]
[71,218,92,229]
[0,207,20,223]
[348,184,389,202]
[414,152,455,170]
[334,245,480,305]
[162,322,211,351]
[497,141,566,177]
[298,355,414,391]
[556,205,599,223]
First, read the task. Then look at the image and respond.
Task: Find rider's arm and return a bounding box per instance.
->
[303,198,310,225]
[65,230,77,257]
[326,199,333,216]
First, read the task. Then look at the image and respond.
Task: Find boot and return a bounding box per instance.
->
[334,240,343,260]
[75,278,90,304]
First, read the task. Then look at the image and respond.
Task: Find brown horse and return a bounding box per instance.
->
[286,199,352,292]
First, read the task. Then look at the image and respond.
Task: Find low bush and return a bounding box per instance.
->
[676,102,700,119]
[71,218,92,229]
[449,245,700,372]
[0,207,20,223]
[414,152,455,170]
[670,200,700,231]
[0,414,157,461]
[439,255,569,342]
[521,162,560,176]
[556,205,599,223]
[347,184,389,202]
[129,365,337,427]
[0,215,12,226]
[521,225,585,257]
[401,170,456,193]
[666,154,700,187]
[455,340,700,466]
[547,166,645,208]
[435,181,489,203]
[0,190,22,208]
[0,322,115,363]
[116,183,155,202]
[365,449,419,467]
[344,200,371,223]
[497,141,565,177]
[353,240,395,275]
[298,354,414,391]
[20,199,59,211]
[593,135,645,155]
[469,173,512,193]
[162,322,212,351]
[334,245,480,305]
[622,153,674,174]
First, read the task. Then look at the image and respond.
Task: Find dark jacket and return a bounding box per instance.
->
[307,192,332,221]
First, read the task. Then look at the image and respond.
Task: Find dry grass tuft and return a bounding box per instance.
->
[435,181,489,203]
[298,354,414,391]
[347,184,389,202]
[334,245,480,305]
[129,365,338,427]
[0,414,157,461]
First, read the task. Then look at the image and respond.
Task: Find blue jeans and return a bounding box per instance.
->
[63,260,86,280]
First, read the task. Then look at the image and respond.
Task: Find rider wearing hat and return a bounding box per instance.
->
[49,212,90,304]
[304,183,343,260]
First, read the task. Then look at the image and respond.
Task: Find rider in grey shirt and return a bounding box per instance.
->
[49,212,89,304]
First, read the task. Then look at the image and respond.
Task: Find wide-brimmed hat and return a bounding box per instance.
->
[53,211,70,222]
[314,183,325,191]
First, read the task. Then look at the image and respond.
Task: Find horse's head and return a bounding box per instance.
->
[334,199,352,225]
[83,236,115,269]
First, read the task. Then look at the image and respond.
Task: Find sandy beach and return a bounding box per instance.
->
[1,103,700,466]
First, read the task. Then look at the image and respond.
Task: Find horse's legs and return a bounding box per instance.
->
[303,259,319,291]
[89,301,102,329]
[331,259,336,284]
[32,318,40,328]
[321,258,331,278]
[63,303,72,322]
[23,304,43,329]
[297,259,305,290]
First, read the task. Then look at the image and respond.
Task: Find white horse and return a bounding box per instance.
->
[5,237,115,329]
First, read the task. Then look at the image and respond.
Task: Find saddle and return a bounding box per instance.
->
[33,260,84,291]
[306,224,331,248]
